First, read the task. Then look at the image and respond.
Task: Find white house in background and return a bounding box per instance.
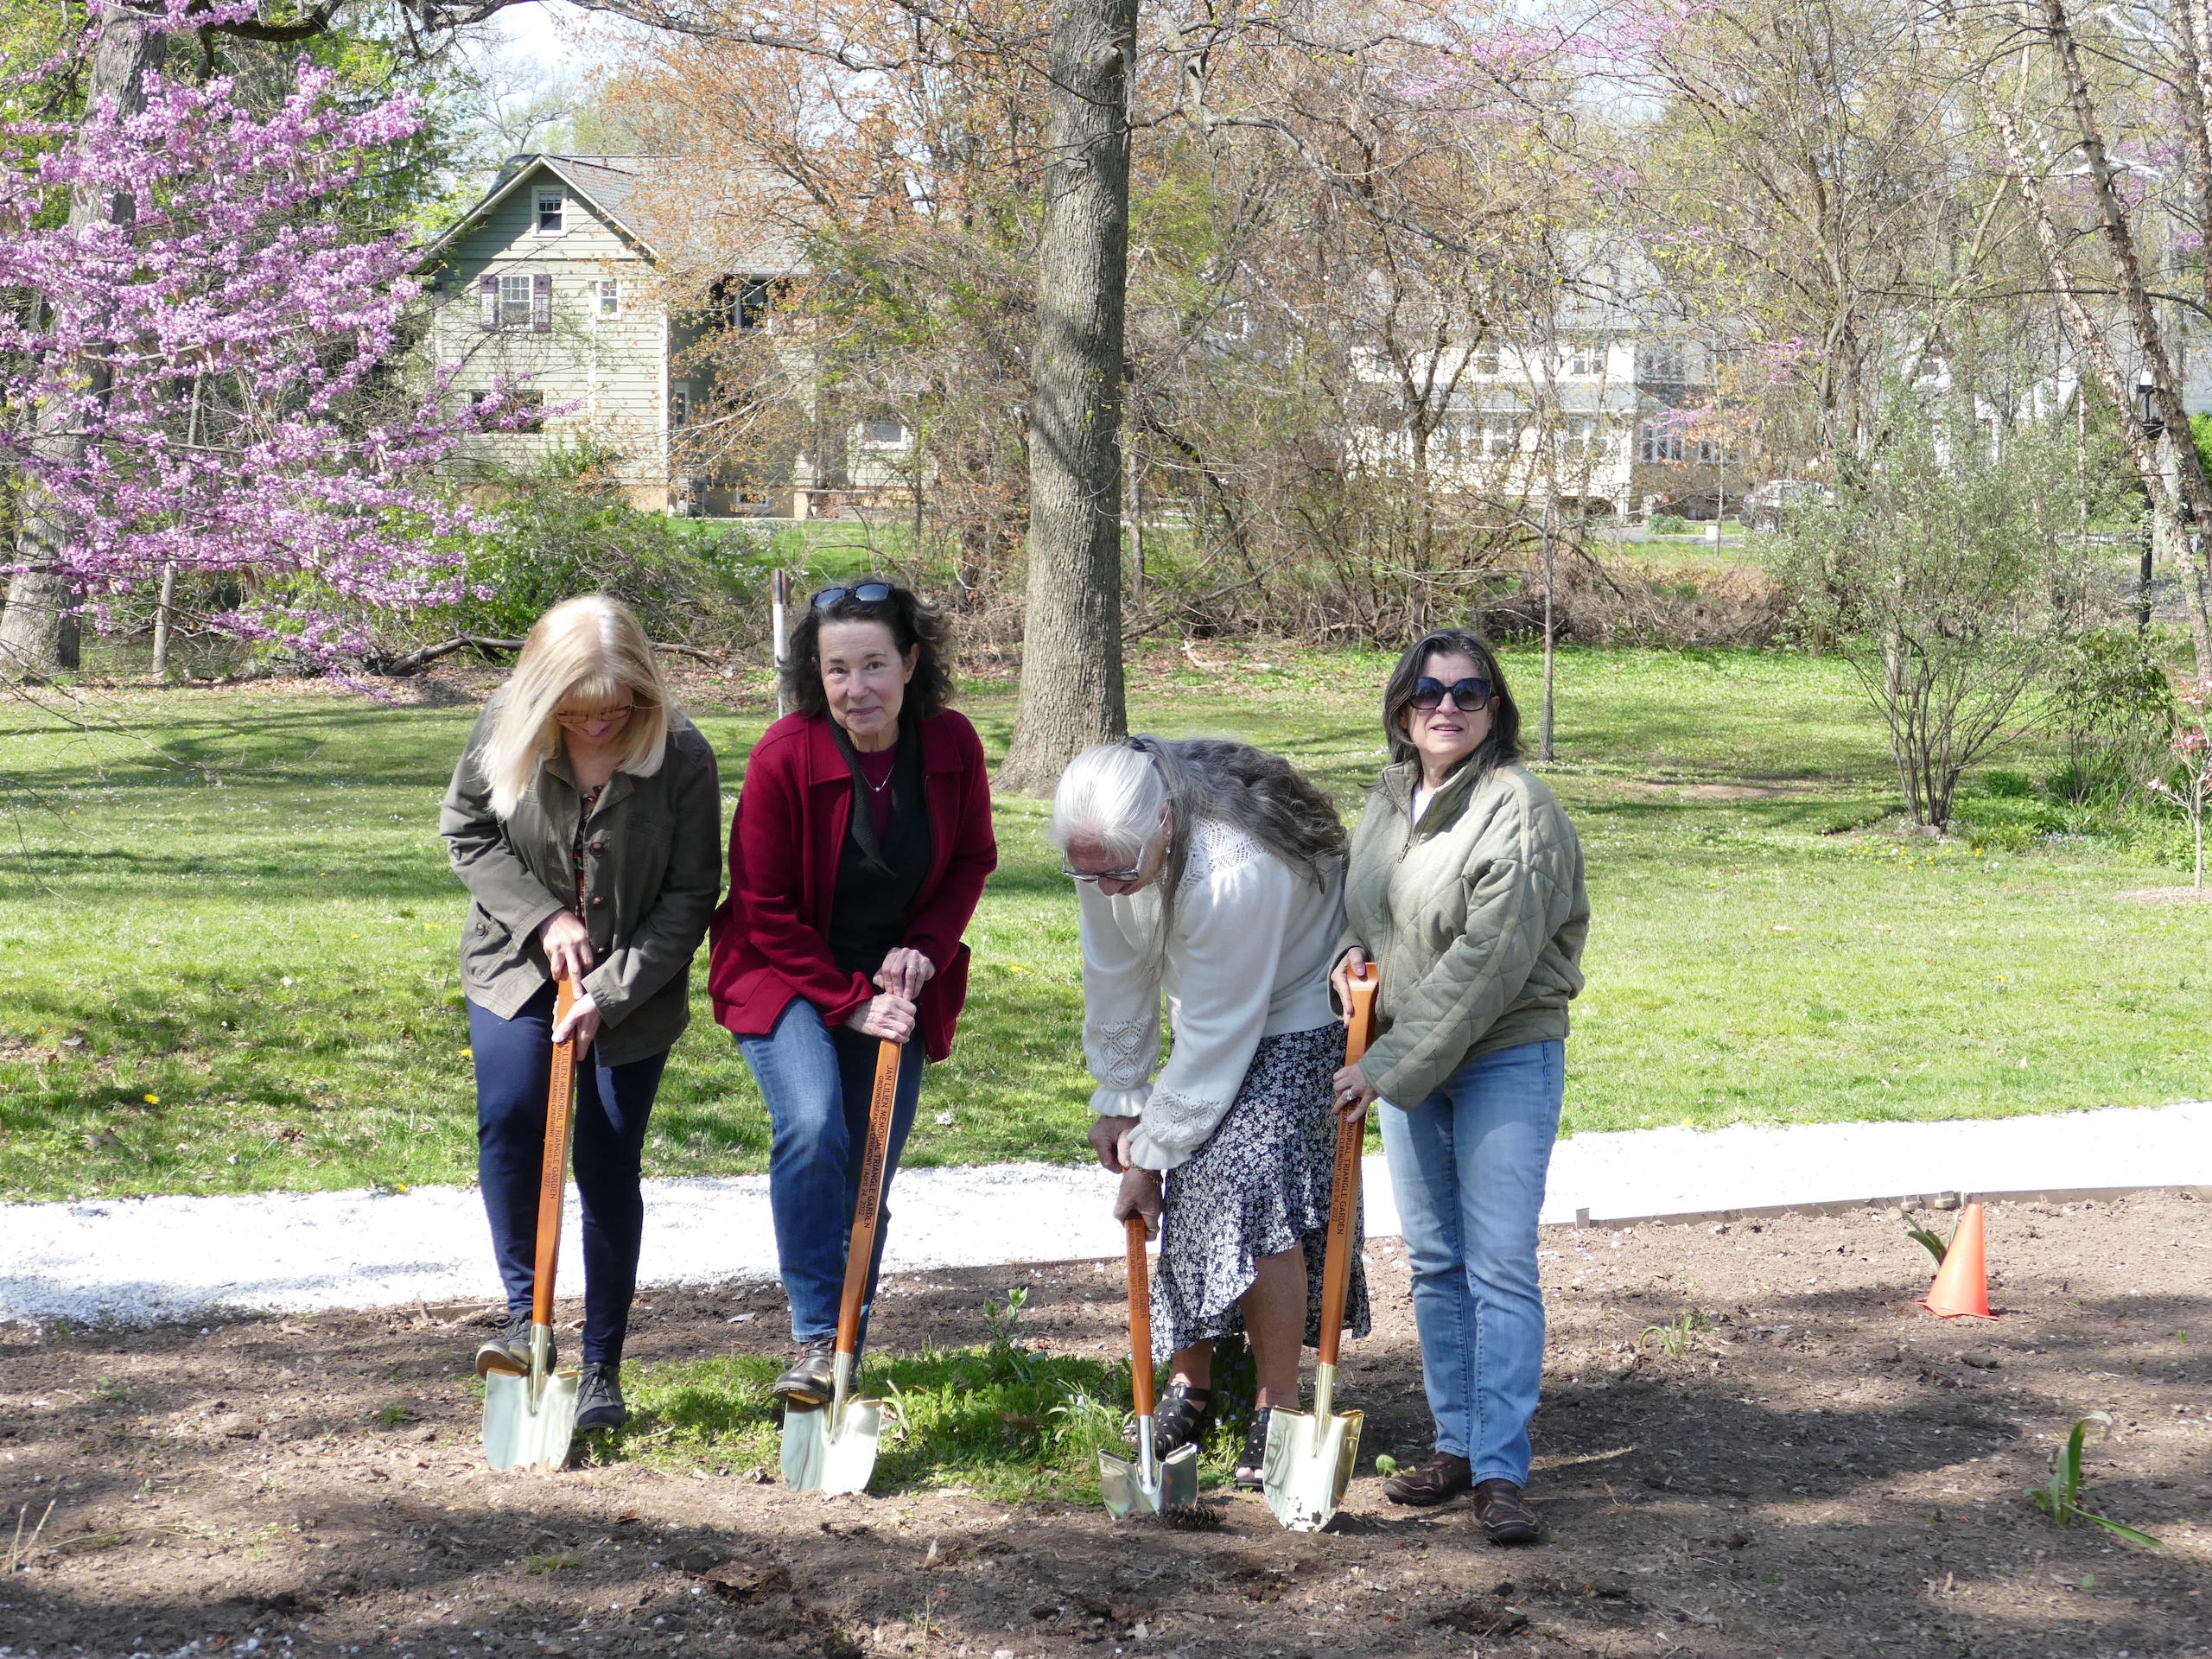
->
[416,153,916,518]
[1352,239,1757,523]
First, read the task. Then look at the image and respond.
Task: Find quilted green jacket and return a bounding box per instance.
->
[1338,757,1589,1108]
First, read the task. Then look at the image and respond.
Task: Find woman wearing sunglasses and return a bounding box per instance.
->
[439,595,725,1433]
[1052,737,1368,1491]
[1331,628,1588,1544]
[709,580,996,1407]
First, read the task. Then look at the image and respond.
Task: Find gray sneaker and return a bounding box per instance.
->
[575,1363,627,1432]
[475,1313,545,1379]
[772,1338,837,1406]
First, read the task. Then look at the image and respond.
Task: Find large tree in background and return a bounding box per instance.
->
[996,0,1136,789]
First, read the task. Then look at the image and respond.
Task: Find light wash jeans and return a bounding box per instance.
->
[1377,1039,1564,1485]
[736,998,925,1347]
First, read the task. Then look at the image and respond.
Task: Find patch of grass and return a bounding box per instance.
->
[4,644,2212,1200]
[588,1343,1141,1503]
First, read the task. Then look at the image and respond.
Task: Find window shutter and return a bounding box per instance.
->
[479,275,499,331]
[532,272,552,334]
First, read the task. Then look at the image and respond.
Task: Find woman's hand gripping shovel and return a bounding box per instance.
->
[1098,1212,1200,1519]
[1262,962,1378,1530]
[781,1037,901,1495]
[481,977,584,1472]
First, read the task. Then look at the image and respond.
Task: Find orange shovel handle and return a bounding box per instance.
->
[1125,1214,1156,1418]
[531,976,581,1329]
[833,1038,904,1361]
[1316,965,1378,1371]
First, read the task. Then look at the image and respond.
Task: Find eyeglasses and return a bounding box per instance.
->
[1408,676,1493,712]
[1061,859,1147,886]
[810,582,896,608]
[555,704,635,728]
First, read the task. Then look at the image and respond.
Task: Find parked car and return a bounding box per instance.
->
[1743,479,1834,533]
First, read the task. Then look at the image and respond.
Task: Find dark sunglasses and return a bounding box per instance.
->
[1409,676,1494,712]
[810,582,896,608]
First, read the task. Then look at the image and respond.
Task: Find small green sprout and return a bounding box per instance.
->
[2029,1413,2164,1549]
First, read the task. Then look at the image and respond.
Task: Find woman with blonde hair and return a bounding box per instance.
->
[439,595,723,1433]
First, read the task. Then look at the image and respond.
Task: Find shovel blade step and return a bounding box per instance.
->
[482,1370,582,1472]
[1098,1442,1199,1519]
[1261,1406,1363,1532]
[781,1398,885,1495]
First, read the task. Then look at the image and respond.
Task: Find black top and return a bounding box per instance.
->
[826,718,933,977]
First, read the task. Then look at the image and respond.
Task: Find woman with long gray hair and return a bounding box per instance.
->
[1053,737,1368,1490]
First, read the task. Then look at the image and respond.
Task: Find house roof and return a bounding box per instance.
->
[418,154,810,275]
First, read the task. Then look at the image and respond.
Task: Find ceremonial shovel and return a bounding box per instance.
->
[481,977,584,1472]
[1261,962,1378,1531]
[1099,1214,1200,1519]
[781,1037,901,1495]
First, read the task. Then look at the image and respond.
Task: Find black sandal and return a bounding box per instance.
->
[1234,1407,1273,1490]
[1133,1382,1211,1458]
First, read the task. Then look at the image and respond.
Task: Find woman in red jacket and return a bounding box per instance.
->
[709,580,997,1405]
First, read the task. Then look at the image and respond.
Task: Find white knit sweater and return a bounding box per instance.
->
[1077,817,1344,1171]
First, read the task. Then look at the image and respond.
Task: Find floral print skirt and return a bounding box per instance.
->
[1153,1023,1372,1361]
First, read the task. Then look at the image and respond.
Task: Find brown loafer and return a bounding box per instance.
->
[1471,1478,1545,1544]
[1382,1451,1472,1507]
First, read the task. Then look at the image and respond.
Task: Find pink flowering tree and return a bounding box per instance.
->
[0,11,506,676]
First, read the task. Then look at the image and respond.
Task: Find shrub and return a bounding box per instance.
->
[453,444,769,649]
[1649,513,1688,536]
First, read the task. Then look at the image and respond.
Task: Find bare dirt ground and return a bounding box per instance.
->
[3,1193,2208,1659]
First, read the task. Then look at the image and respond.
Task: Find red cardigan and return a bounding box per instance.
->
[708,708,998,1061]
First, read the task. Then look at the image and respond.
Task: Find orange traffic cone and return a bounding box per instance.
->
[1921,1202,1992,1319]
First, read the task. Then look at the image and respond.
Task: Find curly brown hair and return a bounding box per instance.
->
[779,579,955,721]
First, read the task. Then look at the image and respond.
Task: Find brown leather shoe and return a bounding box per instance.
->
[1382,1451,1472,1507]
[1471,1478,1545,1544]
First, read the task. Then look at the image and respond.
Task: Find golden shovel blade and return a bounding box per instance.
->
[780,1396,886,1496]
[1098,1441,1199,1519]
[481,1366,581,1473]
[1261,1405,1363,1532]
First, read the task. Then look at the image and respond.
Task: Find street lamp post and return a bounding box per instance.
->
[2137,378,2166,634]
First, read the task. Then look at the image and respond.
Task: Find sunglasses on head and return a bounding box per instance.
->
[810,582,896,609]
[1409,676,1494,712]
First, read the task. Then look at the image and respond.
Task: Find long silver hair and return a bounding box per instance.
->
[1051,737,1346,944]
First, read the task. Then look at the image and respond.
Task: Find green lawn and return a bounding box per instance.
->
[3,644,2208,1204]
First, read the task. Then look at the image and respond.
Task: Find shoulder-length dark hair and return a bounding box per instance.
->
[780,578,954,721]
[1382,628,1522,777]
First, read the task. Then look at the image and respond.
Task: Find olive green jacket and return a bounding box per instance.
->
[439,698,724,1065]
[1338,758,1589,1109]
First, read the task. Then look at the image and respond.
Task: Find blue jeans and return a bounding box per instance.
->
[469,984,668,1368]
[737,999,925,1346]
[1378,1039,1563,1485]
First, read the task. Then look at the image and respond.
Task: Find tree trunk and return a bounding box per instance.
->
[0,10,168,680]
[995,0,1136,794]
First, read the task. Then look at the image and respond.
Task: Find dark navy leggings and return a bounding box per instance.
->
[468,982,667,1367]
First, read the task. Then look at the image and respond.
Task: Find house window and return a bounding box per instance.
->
[470,388,545,434]
[1484,417,1523,459]
[1565,340,1604,377]
[594,279,620,320]
[671,383,691,426]
[537,190,565,234]
[716,276,774,333]
[1561,416,1602,454]
[499,273,535,327]
[1473,342,1501,376]
[1694,434,1738,464]
[1638,423,1685,462]
[1642,341,1689,385]
[861,416,909,448]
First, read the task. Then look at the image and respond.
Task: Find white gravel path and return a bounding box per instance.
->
[6,1100,2209,1327]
